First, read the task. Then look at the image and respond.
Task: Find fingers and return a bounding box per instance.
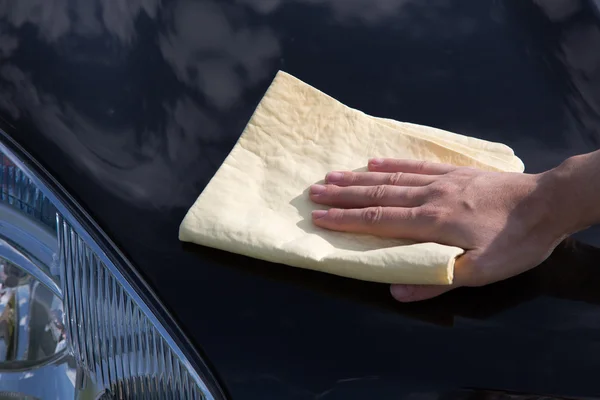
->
[311,207,427,239]
[325,171,436,187]
[310,184,426,208]
[368,158,457,175]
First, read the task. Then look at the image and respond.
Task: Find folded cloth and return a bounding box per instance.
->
[179,71,524,285]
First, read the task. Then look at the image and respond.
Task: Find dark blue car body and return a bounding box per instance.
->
[1,0,600,398]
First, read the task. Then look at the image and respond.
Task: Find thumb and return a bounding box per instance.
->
[390,252,476,302]
[390,284,454,302]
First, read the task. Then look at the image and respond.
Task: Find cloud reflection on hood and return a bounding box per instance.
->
[238,0,412,21]
[0,63,224,208]
[238,0,458,25]
[0,0,599,216]
[0,0,160,42]
[159,0,280,109]
[0,0,281,209]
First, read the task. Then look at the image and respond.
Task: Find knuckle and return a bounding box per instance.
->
[323,184,338,195]
[429,182,452,197]
[362,206,383,224]
[327,208,345,222]
[455,166,475,176]
[415,205,446,224]
[344,172,355,184]
[416,160,429,173]
[350,172,364,186]
[388,172,404,186]
[405,187,421,202]
[368,185,387,200]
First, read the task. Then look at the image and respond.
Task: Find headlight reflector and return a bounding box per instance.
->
[58,218,206,399]
[0,136,222,399]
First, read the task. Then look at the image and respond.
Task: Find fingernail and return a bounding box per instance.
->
[326,172,343,183]
[310,184,326,195]
[312,210,327,219]
[369,158,383,166]
[390,285,412,299]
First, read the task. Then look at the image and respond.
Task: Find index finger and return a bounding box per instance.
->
[311,207,439,242]
[368,158,457,175]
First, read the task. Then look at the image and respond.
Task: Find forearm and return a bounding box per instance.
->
[546,149,600,235]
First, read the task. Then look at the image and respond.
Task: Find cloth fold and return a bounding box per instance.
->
[179,71,524,285]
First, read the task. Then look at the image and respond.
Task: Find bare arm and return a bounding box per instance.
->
[309,149,600,302]
[550,150,600,234]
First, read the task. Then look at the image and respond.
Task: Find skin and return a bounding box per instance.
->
[309,150,600,302]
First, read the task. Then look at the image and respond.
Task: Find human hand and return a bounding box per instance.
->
[310,158,571,302]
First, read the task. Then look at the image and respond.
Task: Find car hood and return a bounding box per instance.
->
[1,0,600,398]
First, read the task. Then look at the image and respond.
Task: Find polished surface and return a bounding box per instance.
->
[1,0,600,398]
[0,251,65,369]
[0,217,78,399]
[58,214,216,400]
[0,142,220,399]
[0,164,99,399]
[0,138,224,399]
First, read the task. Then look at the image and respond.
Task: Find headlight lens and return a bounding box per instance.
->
[0,135,222,399]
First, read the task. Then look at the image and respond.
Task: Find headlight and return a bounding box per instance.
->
[0,132,224,400]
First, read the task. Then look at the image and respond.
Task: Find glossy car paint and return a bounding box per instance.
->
[1,0,600,398]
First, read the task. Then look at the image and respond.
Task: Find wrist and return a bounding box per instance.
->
[544,151,600,235]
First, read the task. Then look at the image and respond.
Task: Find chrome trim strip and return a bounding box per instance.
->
[0,237,61,298]
[0,203,57,276]
[15,284,30,361]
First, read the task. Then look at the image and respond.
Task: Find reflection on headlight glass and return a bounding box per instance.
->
[0,253,66,367]
[0,147,217,400]
[1,154,57,231]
